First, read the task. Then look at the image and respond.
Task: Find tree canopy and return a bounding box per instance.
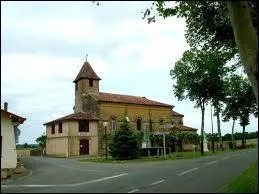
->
[36,134,46,148]
[143,1,258,104]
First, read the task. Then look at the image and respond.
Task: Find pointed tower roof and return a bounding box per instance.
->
[73,61,101,83]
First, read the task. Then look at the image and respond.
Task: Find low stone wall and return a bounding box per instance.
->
[183,144,194,151]
[16,149,31,157]
[16,149,43,157]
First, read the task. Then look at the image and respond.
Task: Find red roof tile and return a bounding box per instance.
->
[1,109,26,124]
[73,62,101,83]
[43,112,99,125]
[171,110,184,117]
[173,123,197,131]
[154,123,197,133]
[91,92,173,107]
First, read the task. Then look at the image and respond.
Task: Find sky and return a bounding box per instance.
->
[1,1,258,144]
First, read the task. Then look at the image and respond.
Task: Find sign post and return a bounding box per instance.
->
[154,131,169,158]
[154,124,174,159]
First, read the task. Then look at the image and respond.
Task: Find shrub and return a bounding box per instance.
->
[246,143,257,149]
[109,119,140,160]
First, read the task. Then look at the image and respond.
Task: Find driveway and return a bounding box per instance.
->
[1,148,258,193]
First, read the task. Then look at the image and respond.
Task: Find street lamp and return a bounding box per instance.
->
[103,121,109,160]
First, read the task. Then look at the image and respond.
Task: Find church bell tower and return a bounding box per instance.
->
[73,58,101,113]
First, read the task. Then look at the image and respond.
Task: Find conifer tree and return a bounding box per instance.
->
[109,118,140,160]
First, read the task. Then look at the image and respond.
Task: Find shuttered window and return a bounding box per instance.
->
[79,120,89,132]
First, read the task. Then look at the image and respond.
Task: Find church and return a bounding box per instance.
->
[44,59,197,157]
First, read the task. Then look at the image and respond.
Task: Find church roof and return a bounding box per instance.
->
[173,123,197,131]
[91,92,173,107]
[73,62,101,83]
[171,110,184,117]
[43,112,99,125]
[155,123,197,132]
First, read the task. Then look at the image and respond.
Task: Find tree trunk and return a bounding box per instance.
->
[242,125,246,149]
[215,105,223,151]
[227,1,258,105]
[179,138,183,152]
[200,101,205,155]
[231,119,236,149]
[210,103,215,153]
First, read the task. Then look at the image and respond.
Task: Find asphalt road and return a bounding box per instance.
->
[1,148,258,193]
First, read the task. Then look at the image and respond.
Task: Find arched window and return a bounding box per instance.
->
[159,119,164,125]
[111,118,116,131]
[136,118,142,130]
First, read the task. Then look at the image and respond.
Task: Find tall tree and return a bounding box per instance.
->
[223,74,257,149]
[222,74,244,149]
[170,48,216,155]
[143,1,258,104]
[227,1,258,105]
[171,48,231,154]
[236,77,257,149]
[205,52,231,151]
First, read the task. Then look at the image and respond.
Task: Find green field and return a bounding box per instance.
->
[235,138,258,144]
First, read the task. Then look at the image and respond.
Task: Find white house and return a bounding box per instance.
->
[1,102,26,169]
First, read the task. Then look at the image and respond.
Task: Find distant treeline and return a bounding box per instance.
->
[206,131,258,142]
[16,143,41,149]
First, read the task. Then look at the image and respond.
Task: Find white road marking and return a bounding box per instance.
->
[222,156,230,160]
[205,161,217,166]
[1,173,128,188]
[127,189,139,193]
[177,168,198,176]
[74,173,128,186]
[150,180,164,185]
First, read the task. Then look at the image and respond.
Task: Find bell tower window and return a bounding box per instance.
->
[89,79,93,87]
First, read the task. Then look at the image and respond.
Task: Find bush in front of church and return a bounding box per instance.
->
[109,118,140,160]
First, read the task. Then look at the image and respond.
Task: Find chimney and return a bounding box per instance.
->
[4,102,8,111]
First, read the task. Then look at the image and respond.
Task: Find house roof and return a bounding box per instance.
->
[91,92,173,107]
[43,112,99,125]
[171,110,184,117]
[173,123,198,131]
[73,62,101,83]
[1,109,26,124]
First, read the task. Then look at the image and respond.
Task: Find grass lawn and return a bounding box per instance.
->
[220,160,258,193]
[78,148,240,163]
